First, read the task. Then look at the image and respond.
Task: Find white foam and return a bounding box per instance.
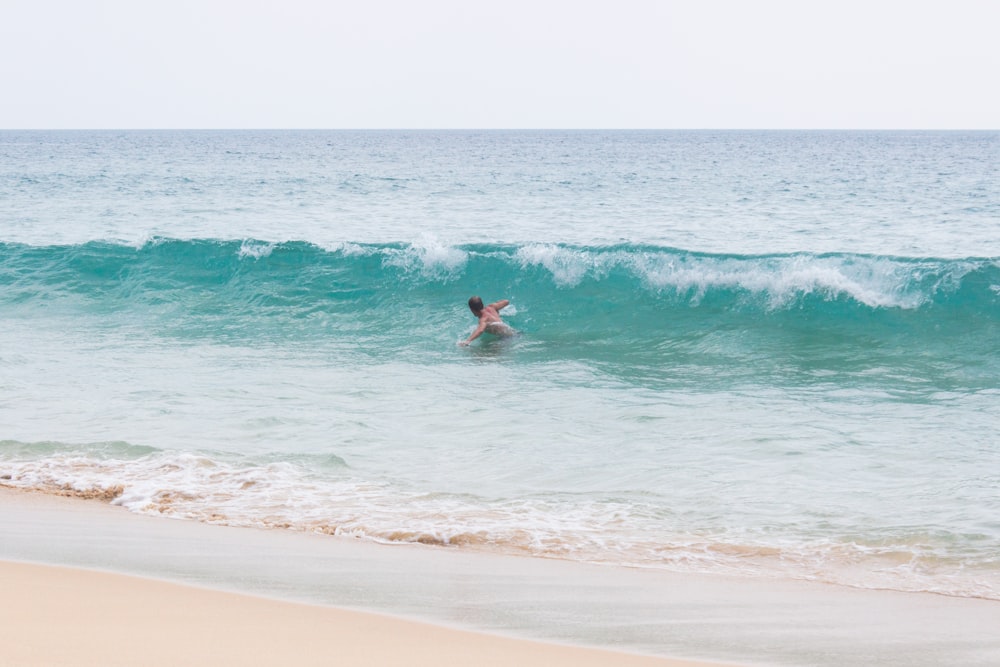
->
[414,236,468,273]
[636,253,962,309]
[511,246,968,309]
[515,244,594,287]
[238,240,276,259]
[2,450,996,600]
[336,242,372,256]
[120,234,165,250]
[383,236,467,276]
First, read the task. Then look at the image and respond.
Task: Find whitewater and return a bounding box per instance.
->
[1,130,998,601]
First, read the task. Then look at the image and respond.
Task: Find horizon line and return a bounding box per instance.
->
[2,127,998,132]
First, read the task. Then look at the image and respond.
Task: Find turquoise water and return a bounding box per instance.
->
[1,130,998,599]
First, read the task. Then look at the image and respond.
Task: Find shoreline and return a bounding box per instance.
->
[3,485,1000,666]
[0,486,736,666]
[1,560,709,667]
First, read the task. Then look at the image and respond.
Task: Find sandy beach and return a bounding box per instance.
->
[1,559,716,667]
[3,485,1000,666]
[0,486,732,666]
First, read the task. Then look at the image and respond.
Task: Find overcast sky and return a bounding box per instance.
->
[2,0,997,129]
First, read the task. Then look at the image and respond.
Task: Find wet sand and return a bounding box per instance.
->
[3,486,1000,666]
[2,560,717,667]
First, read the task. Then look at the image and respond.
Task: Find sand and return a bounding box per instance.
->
[4,485,1000,666]
[0,559,721,667]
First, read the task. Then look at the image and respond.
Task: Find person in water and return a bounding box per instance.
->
[460,295,514,345]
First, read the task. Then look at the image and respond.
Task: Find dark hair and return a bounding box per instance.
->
[468,295,484,312]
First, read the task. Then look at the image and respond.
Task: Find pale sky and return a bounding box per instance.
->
[2,0,997,129]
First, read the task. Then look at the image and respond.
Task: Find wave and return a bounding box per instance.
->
[2,237,996,310]
[1,440,997,601]
[2,238,998,389]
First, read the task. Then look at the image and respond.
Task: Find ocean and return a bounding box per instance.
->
[1,130,998,602]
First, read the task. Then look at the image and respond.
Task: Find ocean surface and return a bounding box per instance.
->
[1,130,998,600]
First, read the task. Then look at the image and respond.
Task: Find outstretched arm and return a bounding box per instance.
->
[489,299,510,310]
[460,321,488,346]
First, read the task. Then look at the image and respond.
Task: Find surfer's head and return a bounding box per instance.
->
[468,295,483,314]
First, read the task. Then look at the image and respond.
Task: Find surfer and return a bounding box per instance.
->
[459,296,514,345]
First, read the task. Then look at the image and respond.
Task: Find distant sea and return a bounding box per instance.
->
[2,130,998,600]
